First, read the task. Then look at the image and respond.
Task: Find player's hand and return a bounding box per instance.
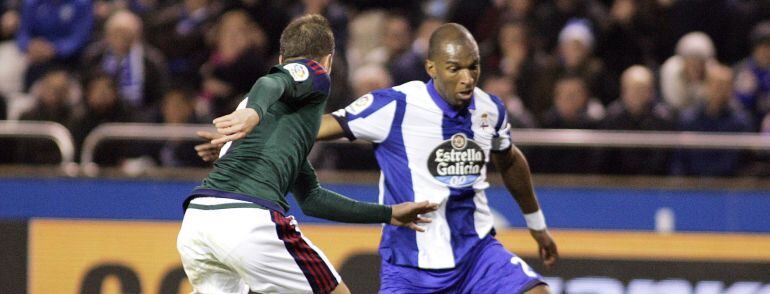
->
[211,108,260,145]
[529,229,558,268]
[389,201,438,232]
[195,131,224,162]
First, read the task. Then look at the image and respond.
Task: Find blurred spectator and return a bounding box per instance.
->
[382,14,412,62]
[541,75,602,129]
[221,0,288,55]
[534,76,603,173]
[659,32,716,111]
[146,0,219,89]
[16,69,78,164]
[596,0,657,83]
[672,65,753,177]
[482,74,536,128]
[289,0,348,56]
[600,65,675,175]
[156,88,206,167]
[346,10,387,71]
[82,10,169,115]
[389,17,440,85]
[535,19,616,117]
[481,21,546,117]
[533,0,608,53]
[199,9,267,117]
[351,63,391,98]
[67,73,138,164]
[476,0,537,43]
[17,0,93,90]
[1,1,20,41]
[734,21,770,131]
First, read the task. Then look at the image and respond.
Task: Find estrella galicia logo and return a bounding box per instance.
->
[428,133,485,188]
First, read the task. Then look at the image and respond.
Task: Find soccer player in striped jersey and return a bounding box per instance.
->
[199,22,558,294]
[178,14,437,294]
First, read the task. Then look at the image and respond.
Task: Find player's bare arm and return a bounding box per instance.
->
[317,114,345,140]
[491,146,559,268]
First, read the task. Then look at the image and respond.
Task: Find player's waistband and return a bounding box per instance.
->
[184,188,285,214]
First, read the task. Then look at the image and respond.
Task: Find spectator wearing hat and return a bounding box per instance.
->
[534,19,615,119]
[734,21,770,130]
[659,31,717,112]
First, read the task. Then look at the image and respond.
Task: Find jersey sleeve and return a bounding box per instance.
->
[490,95,513,152]
[291,160,391,223]
[244,73,291,120]
[330,89,400,143]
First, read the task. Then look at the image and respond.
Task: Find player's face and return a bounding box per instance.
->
[427,42,481,108]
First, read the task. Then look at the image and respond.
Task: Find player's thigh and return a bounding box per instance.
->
[463,238,547,293]
[226,211,342,294]
[177,209,247,293]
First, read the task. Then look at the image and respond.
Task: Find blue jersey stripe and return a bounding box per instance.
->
[375,91,419,266]
[439,96,481,266]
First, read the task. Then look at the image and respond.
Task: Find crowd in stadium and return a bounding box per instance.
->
[0,0,769,176]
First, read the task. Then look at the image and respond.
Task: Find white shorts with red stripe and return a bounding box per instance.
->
[177,197,342,294]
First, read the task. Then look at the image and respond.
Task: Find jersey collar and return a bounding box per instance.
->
[426,79,476,118]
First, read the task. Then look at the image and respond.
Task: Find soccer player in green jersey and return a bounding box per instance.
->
[177,14,438,294]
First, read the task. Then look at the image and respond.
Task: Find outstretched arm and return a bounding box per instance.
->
[491,146,559,268]
[292,160,437,231]
[195,114,346,162]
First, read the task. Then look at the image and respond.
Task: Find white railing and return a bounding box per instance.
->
[30,123,767,176]
[80,123,216,176]
[507,129,770,150]
[0,121,78,176]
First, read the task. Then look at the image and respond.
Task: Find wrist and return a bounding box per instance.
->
[524,209,547,231]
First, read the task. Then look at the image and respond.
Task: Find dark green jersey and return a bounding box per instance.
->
[194,59,390,223]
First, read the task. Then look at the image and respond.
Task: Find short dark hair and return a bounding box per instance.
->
[280,14,334,61]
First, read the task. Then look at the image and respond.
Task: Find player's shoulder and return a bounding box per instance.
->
[472,88,505,111]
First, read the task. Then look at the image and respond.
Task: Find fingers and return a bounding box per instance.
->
[217,123,244,135]
[414,216,432,224]
[197,130,223,140]
[415,201,439,213]
[211,132,245,145]
[407,223,426,232]
[212,114,232,125]
[541,245,559,268]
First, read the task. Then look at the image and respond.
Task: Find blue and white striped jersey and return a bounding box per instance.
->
[332,80,512,269]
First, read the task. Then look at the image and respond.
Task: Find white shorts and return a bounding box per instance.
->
[177,197,342,294]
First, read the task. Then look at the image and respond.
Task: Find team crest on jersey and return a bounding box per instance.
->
[481,113,490,128]
[428,133,485,188]
[283,63,309,82]
[345,94,374,115]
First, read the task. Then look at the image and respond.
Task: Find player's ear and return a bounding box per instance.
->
[425,59,436,80]
[321,53,334,74]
